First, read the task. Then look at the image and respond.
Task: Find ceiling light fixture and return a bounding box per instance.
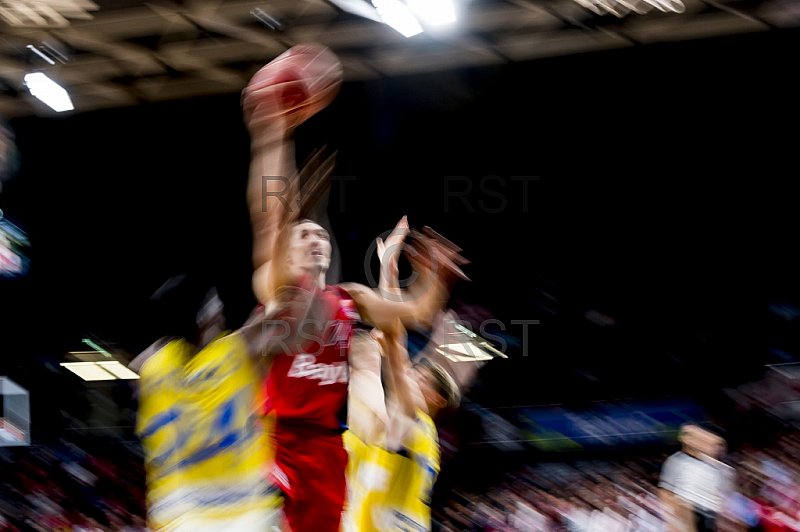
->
[371,0,423,37]
[61,346,137,381]
[60,361,139,381]
[436,320,507,363]
[23,73,73,112]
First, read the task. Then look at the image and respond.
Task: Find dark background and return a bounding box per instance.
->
[1,27,799,444]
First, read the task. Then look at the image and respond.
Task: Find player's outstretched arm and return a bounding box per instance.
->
[343,216,410,445]
[373,323,425,451]
[376,216,409,297]
[246,117,293,268]
[376,323,416,418]
[340,281,435,332]
[244,44,342,306]
[343,222,468,332]
[340,250,451,332]
[243,146,335,367]
[250,146,335,309]
[347,329,390,446]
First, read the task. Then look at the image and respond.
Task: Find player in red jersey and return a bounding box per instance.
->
[242,44,466,532]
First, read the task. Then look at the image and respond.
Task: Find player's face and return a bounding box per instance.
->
[288,222,331,276]
[681,426,718,457]
[680,426,698,453]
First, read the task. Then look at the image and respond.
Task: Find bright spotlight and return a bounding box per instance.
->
[23,72,73,112]
[372,0,423,37]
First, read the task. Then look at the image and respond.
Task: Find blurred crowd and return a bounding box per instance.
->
[435,429,800,532]
[3,425,800,532]
[437,454,672,532]
[0,438,148,532]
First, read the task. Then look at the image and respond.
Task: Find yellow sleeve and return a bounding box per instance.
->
[409,413,439,510]
[415,414,440,476]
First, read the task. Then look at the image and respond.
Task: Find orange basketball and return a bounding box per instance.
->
[244,44,343,131]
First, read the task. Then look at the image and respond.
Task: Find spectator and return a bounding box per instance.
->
[659,425,735,532]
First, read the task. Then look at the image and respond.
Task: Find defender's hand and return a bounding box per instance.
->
[376,216,409,292]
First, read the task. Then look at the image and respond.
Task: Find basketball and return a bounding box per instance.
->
[244,44,343,130]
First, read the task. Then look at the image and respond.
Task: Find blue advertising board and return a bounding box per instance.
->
[518,398,706,451]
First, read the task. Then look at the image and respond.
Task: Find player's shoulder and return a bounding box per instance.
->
[659,452,681,475]
[329,283,355,302]
[329,284,361,320]
[335,282,370,302]
[138,337,183,374]
[180,333,249,377]
[215,329,249,349]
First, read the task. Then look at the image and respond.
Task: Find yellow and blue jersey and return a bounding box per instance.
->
[344,411,440,532]
[136,333,278,531]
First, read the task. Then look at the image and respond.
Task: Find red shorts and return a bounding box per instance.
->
[269,422,348,532]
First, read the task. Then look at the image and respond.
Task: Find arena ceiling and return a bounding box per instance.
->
[0,0,798,118]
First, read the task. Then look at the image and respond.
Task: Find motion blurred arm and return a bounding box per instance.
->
[347,329,390,446]
[375,323,425,451]
[246,114,298,305]
[342,227,466,332]
[339,275,448,333]
[245,95,335,306]
[377,216,408,297]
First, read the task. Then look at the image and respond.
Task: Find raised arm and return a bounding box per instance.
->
[246,119,335,306]
[373,323,425,451]
[347,328,391,446]
[243,90,336,363]
[376,216,409,297]
[246,115,294,301]
[341,228,466,332]
[244,52,338,306]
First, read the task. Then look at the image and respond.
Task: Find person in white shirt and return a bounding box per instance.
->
[659,424,735,532]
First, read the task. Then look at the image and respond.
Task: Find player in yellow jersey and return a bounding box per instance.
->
[345,323,460,532]
[343,218,462,532]
[130,274,316,532]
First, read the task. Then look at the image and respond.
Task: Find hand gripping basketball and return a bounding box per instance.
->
[243,44,344,133]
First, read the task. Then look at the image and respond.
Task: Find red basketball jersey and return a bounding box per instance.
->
[265,285,359,431]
